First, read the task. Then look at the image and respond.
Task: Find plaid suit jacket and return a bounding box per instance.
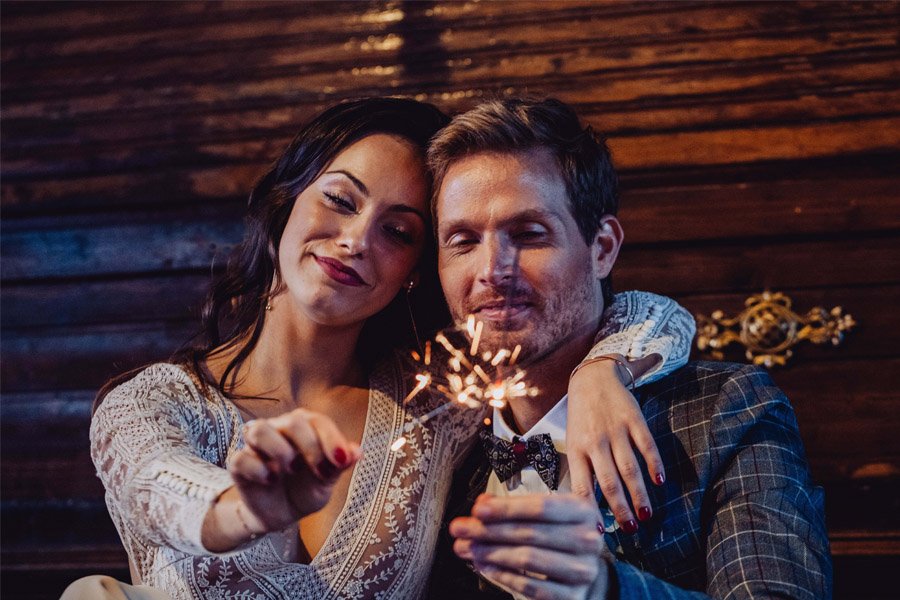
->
[427,362,833,599]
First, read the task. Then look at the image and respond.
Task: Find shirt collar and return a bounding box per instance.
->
[492,395,568,450]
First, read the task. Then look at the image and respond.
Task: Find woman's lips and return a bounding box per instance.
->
[314,256,368,287]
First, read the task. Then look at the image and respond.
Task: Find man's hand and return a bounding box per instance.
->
[567,354,665,532]
[450,493,612,600]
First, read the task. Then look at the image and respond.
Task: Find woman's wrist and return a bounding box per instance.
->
[202,487,266,552]
[570,354,634,389]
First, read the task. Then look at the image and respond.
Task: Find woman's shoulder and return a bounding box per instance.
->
[96,362,216,416]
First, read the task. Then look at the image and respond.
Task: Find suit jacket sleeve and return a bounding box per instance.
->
[611,365,832,600]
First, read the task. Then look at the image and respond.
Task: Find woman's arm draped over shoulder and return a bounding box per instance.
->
[585,290,696,385]
[567,291,696,527]
[90,364,238,556]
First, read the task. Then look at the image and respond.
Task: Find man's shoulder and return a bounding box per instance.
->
[639,360,783,416]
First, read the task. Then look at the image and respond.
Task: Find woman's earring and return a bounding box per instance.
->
[265,302,272,311]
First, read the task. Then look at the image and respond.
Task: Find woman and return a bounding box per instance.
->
[78,98,693,599]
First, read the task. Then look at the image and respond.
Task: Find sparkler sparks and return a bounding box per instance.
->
[390,315,539,451]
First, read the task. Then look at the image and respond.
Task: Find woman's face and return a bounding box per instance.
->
[276,133,429,328]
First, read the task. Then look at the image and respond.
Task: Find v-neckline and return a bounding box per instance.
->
[299,379,378,567]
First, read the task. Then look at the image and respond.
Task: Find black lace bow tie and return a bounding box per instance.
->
[479,428,561,490]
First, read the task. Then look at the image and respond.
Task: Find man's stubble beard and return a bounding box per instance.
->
[471,270,597,366]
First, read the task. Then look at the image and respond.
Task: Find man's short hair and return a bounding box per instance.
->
[428,97,620,305]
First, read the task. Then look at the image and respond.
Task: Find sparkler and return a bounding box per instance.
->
[387,313,539,452]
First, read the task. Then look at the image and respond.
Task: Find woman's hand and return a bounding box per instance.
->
[232,408,360,529]
[566,355,665,532]
[202,408,360,551]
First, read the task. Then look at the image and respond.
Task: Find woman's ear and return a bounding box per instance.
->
[591,215,624,280]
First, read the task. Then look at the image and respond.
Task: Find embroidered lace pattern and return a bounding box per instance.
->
[589,291,696,386]
[90,291,692,599]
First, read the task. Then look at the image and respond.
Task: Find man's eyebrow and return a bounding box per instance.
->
[439,208,563,234]
[323,169,369,196]
[498,208,565,227]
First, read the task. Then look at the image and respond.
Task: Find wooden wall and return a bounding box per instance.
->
[2,1,898,597]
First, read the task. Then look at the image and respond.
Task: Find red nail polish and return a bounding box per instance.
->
[638,506,652,521]
[334,447,348,466]
[622,519,638,534]
[655,473,665,485]
[596,521,605,533]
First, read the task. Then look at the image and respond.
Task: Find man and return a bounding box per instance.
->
[426,99,832,599]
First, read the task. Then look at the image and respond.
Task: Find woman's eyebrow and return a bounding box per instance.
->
[323,169,369,196]
[324,169,426,223]
[388,204,427,223]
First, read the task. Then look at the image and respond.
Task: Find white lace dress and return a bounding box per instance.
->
[90,291,695,600]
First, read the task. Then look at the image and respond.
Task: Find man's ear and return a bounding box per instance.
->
[590,215,624,280]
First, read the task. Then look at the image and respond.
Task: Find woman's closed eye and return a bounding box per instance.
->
[383,223,415,245]
[324,192,357,213]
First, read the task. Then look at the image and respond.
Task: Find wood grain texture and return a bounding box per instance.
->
[2,0,898,595]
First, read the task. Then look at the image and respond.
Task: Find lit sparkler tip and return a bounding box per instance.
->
[411,350,421,362]
[390,437,407,452]
[484,417,492,426]
[424,340,432,365]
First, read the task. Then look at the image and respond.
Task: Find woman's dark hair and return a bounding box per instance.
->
[97,97,450,407]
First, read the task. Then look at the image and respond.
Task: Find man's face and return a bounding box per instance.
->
[436,148,609,361]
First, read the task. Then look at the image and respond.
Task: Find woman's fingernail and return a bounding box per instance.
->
[333,447,348,466]
[621,519,639,534]
[655,473,665,485]
[596,521,605,533]
[638,506,652,521]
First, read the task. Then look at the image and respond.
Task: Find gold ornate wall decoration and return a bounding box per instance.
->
[695,291,856,367]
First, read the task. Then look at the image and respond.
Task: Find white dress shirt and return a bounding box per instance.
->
[483,396,572,599]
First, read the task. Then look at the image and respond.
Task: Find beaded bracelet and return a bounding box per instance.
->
[569,355,636,390]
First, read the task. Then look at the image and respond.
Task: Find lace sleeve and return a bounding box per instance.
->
[90,364,237,556]
[584,290,696,386]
